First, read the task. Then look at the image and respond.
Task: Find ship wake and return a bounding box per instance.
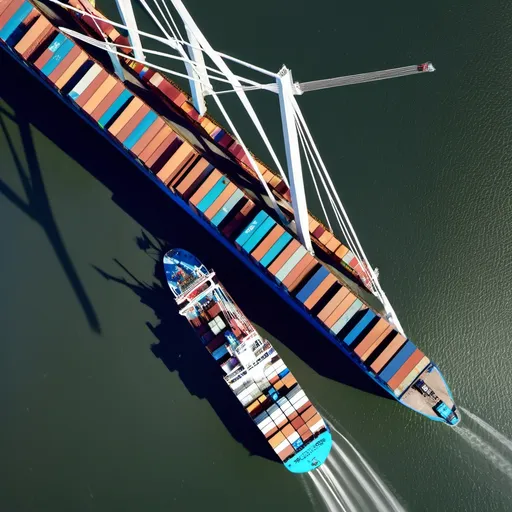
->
[303,426,404,512]
[454,408,512,480]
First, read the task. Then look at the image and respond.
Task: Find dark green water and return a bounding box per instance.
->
[1,0,512,510]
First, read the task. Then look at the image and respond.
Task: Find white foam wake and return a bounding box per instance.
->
[460,407,512,454]
[454,425,512,480]
[304,425,404,512]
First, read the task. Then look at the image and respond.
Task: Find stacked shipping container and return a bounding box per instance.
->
[0,1,433,403]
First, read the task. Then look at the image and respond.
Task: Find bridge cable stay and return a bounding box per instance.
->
[107,0,293,195]
[58,29,262,88]
[168,0,291,189]
[291,97,405,333]
[51,0,427,332]
[294,113,370,285]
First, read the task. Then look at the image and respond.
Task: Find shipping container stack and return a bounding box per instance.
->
[0,0,438,408]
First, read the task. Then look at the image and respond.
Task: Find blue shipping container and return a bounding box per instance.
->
[343,309,376,346]
[212,344,229,361]
[41,38,75,76]
[296,266,330,303]
[124,110,159,149]
[260,232,293,267]
[235,210,268,246]
[379,340,417,382]
[211,189,244,226]
[242,216,276,253]
[197,176,230,213]
[0,2,32,41]
[98,90,133,127]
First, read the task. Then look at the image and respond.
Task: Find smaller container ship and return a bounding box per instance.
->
[164,248,332,472]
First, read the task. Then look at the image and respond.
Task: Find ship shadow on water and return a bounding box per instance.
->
[0,88,100,334]
[0,51,391,405]
[93,238,279,463]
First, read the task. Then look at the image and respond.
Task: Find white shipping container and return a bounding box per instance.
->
[257,417,273,431]
[286,385,301,402]
[287,432,300,444]
[273,413,287,426]
[282,404,296,418]
[214,316,226,331]
[70,64,101,97]
[274,362,287,375]
[290,390,306,405]
[261,421,278,436]
[277,397,290,408]
[292,395,309,411]
[274,439,291,453]
[208,320,221,335]
[309,419,325,433]
[255,411,269,425]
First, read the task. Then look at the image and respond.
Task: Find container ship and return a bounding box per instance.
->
[0,0,460,426]
[164,248,332,472]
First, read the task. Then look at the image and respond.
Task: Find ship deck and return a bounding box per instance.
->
[400,366,455,419]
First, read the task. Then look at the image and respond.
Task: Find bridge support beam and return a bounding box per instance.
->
[276,66,313,253]
[114,0,145,61]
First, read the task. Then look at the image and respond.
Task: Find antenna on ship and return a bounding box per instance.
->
[50,0,434,333]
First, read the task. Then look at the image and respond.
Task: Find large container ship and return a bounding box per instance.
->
[0,0,459,426]
[164,248,332,472]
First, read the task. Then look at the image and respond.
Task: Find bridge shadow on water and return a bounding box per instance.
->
[0,50,391,458]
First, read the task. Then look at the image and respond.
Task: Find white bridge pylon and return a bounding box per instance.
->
[51,0,435,333]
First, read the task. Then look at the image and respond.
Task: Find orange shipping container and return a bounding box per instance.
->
[75,70,109,108]
[14,16,53,59]
[353,319,390,357]
[317,287,351,323]
[189,169,223,206]
[303,273,337,310]
[54,53,88,89]
[131,118,165,155]
[203,183,238,219]
[116,104,151,142]
[306,413,322,429]
[147,134,180,170]
[326,236,342,253]
[108,97,144,136]
[90,82,125,121]
[281,372,297,389]
[277,445,295,462]
[82,75,118,115]
[138,126,172,163]
[282,253,316,288]
[360,325,394,362]
[267,239,301,276]
[296,401,312,415]
[300,405,317,423]
[175,158,213,197]
[268,431,286,449]
[324,293,356,329]
[387,348,426,391]
[157,142,196,185]
[287,260,319,293]
[335,245,349,260]
[250,225,285,261]
[47,44,81,83]
[370,333,406,373]
[281,423,295,439]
